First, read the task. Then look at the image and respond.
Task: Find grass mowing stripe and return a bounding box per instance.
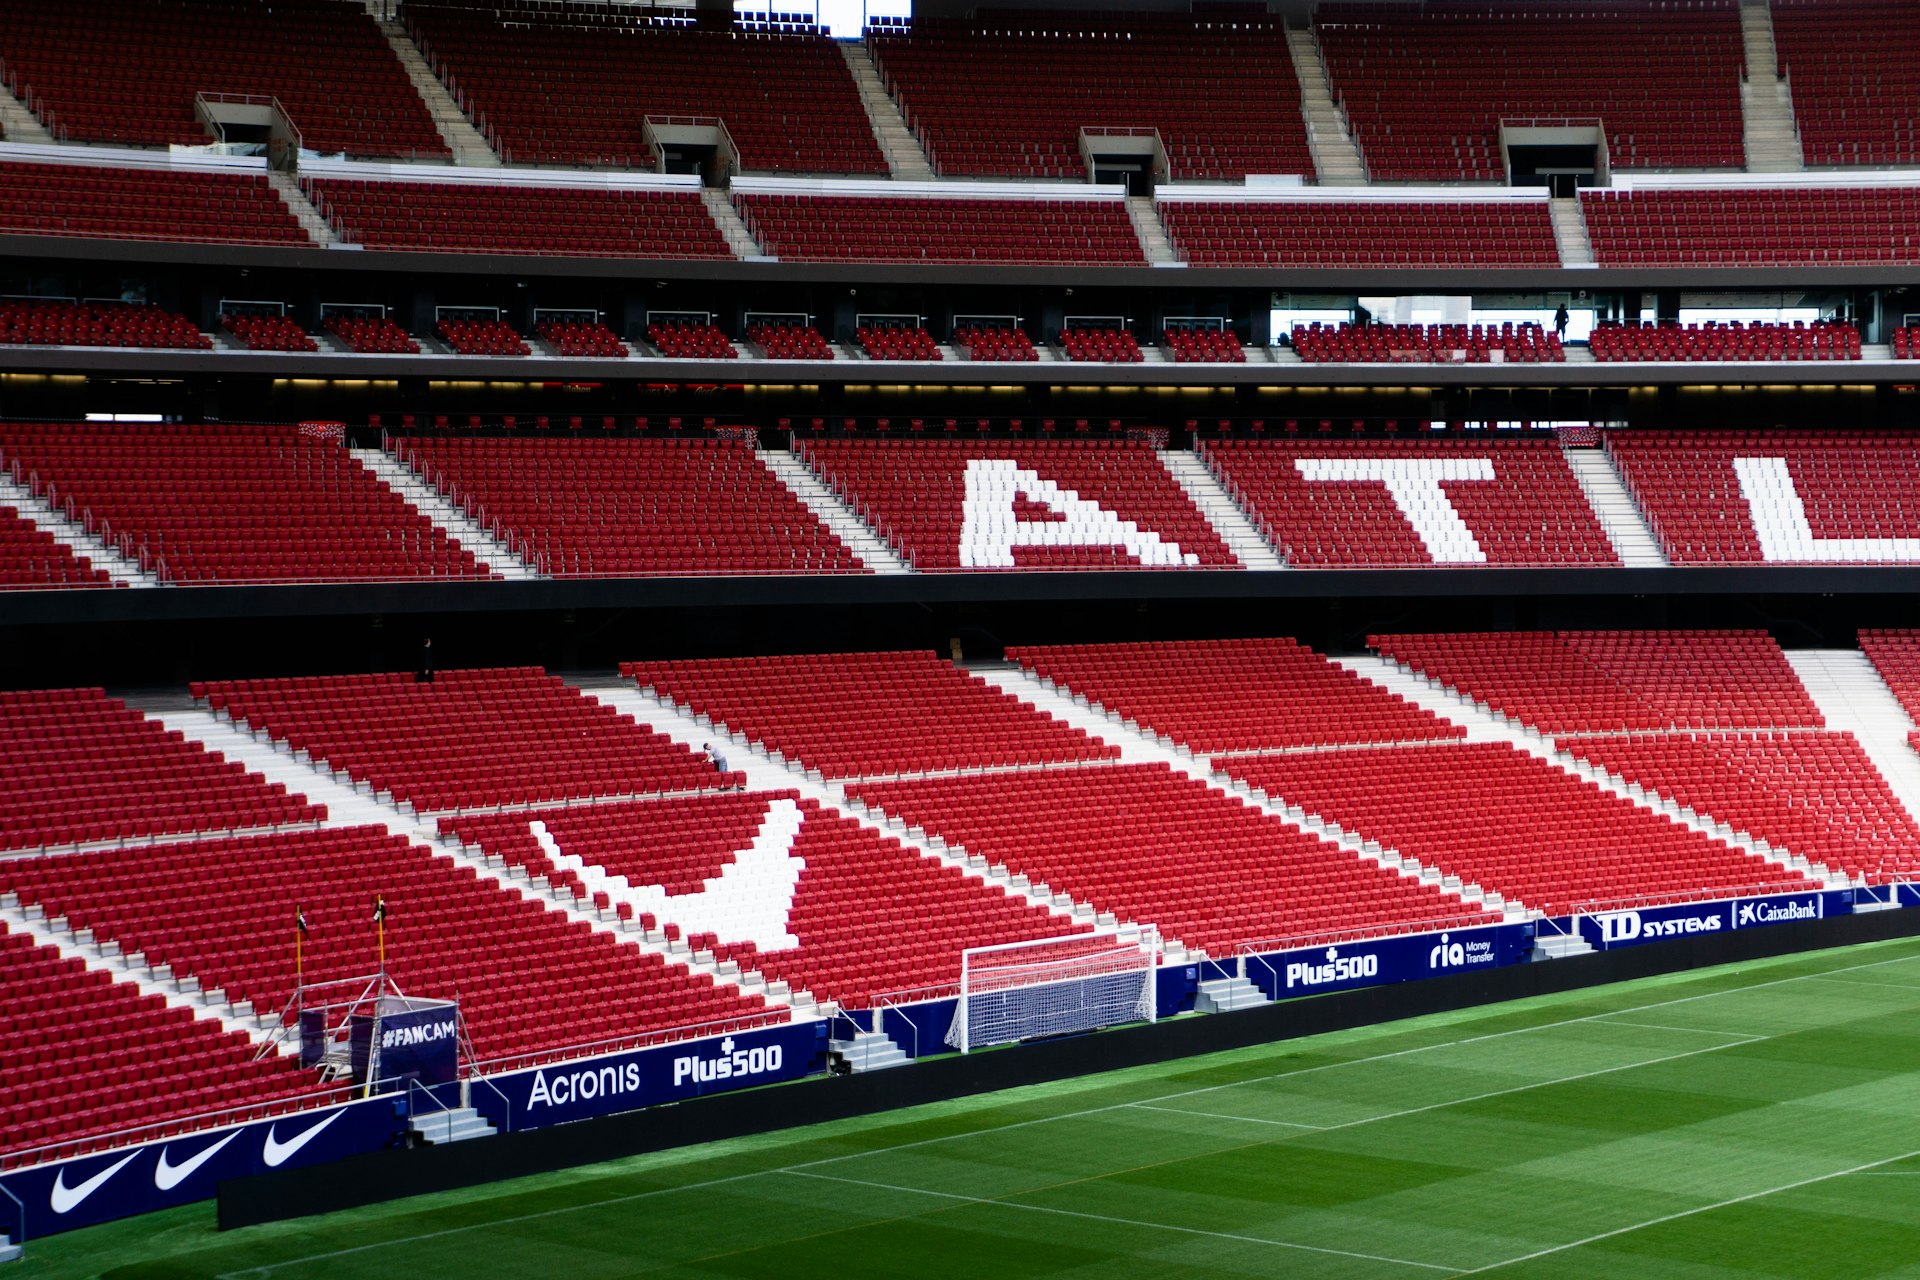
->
[1126,1103,1328,1128]
[783,1168,1465,1273]
[219,941,1920,1279]
[1583,1019,1765,1037]
[1451,1144,1920,1276]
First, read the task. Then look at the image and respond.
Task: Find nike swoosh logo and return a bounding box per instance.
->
[153,1128,242,1191]
[49,1150,140,1215]
[262,1109,345,1167]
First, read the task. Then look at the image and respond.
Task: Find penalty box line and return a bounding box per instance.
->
[222,944,1920,1278]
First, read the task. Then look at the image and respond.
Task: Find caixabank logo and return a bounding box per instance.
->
[1737,897,1820,927]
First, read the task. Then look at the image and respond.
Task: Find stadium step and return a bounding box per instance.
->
[1738,0,1805,173]
[1159,451,1287,570]
[0,78,54,144]
[1549,198,1594,268]
[1530,930,1595,961]
[410,1105,497,1144]
[702,189,771,262]
[829,1028,911,1072]
[1195,975,1270,1014]
[839,43,936,180]
[350,446,541,580]
[0,1233,19,1264]
[758,447,913,574]
[1285,25,1368,183]
[1561,447,1668,567]
[1784,650,1920,832]
[1125,196,1180,265]
[264,171,340,247]
[367,4,502,167]
[0,467,160,587]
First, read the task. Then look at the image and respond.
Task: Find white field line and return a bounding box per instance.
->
[220,944,1920,1279]
[1127,1103,1327,1129]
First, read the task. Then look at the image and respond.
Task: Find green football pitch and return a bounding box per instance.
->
[28,935,1920,1280]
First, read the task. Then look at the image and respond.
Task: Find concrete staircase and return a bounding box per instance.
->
[1562,447,1668,567]
[369,7,501,166]
[840,43,935,180]
[409,1105,497,1144]
[266,171,340,247]
[1785,650,1920,834]
[702,188,765,261]
[759,447,912,573]
[0,469,159,586]
[1159,451,1286,570]
[1285,26,1367,183]
[0,1233,19,1264]
[1531,930,1595,960]
[1126,195,1180,265]
[1195,974,1270,1014]
[1739,1,1804,172]
[0,80,54,144]
[830,1027,912,1072]
[349,446,541,579]
[1550,197,1594,267]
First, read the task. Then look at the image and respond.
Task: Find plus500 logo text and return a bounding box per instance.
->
[673,1036,783,1087]
[1285,946,1379,989]
[1596,910,1722,946]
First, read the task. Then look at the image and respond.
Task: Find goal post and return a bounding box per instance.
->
[947,927,1161,1054]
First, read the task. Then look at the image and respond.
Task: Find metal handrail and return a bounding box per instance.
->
[0,1180,22,1253]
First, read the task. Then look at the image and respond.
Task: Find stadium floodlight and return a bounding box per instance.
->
[947,927,1160,1054]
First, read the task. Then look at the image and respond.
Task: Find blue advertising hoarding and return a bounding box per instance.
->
[1245,921,1537,1002]
[476,1019,828,1133]
[0,1098,403,1240]
[1570,889,1853,951]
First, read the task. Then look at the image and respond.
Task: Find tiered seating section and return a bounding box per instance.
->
[0,161,308,247]
[304,179,730,259]
[536,320,628,358]
[0,300,209,350]
[1061,328,1141,363]
[325,315,418,354]
[735,194,1145,265]
[0,506,111,589]
[221,313,317,353]
[1289,323,1563,364]
[0,687,323,852]
[1604,430,1920,565]
[1164,328,1244,363]
[870,16,1315,181]
[647,323,737,360]
[1201,437,1616,567]
[0,0,447,157]
[954,326,1037,362]
[1315,2,1746,181]
[856,325,943,361]
[1582,187,1920,266]
[749,324,834,360]
[1159,200,1560,268]
[0,423,490,584]
[197,667,733,810]
[404,2,883,173]
[1009,638,1463,755]
[395,436,863,576]
[1589,321,1860,362]
[436,318,529,356]
[625,650,1118,778]
[797,439,1238,571]
[1771,0,1920,167]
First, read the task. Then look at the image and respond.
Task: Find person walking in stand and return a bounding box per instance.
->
[703,741,730,774]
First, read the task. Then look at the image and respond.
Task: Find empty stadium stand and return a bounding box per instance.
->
[1605,429,1920,564]
[953,325,1039,362]
[0,687,324,852]
[0,0,447,157]
[0,161,309,247]
[1163,328,1244,363]
[535,320,628,358]
[646,322,737,360]
[197,667,734,811]
[1588,320,1860,361]
[747,323,834,360]
[403,2,884,173]
[1315,2,1746,181]
[1771,0,1920,167]
[1582,186,1920,266]
[850,763,1492,954]
[1060,328,1142,363]
[1009,637,1464,754]
[436,318,529,356]
[1288,323,1564,364]
[221,312,317,353]
[303,178,731,259]
[869,15,1315,181]
[625,650,1119,778]
[0,506,111,589]
[324,314,419,354]
[855,325,942,361]
[735,193,1146,265]
[1199,436,1616,567]
[796,438,1238,570]
[393,436,863,577]
[0,422,489,584]
[1158,199,1561,268]
[0,300,211,350]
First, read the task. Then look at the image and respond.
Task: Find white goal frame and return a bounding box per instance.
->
[947,927,1161,1054]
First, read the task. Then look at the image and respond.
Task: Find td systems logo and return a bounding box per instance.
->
[1596,909,1723,946]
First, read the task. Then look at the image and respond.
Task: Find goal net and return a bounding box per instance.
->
[946,928,1161,1054]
